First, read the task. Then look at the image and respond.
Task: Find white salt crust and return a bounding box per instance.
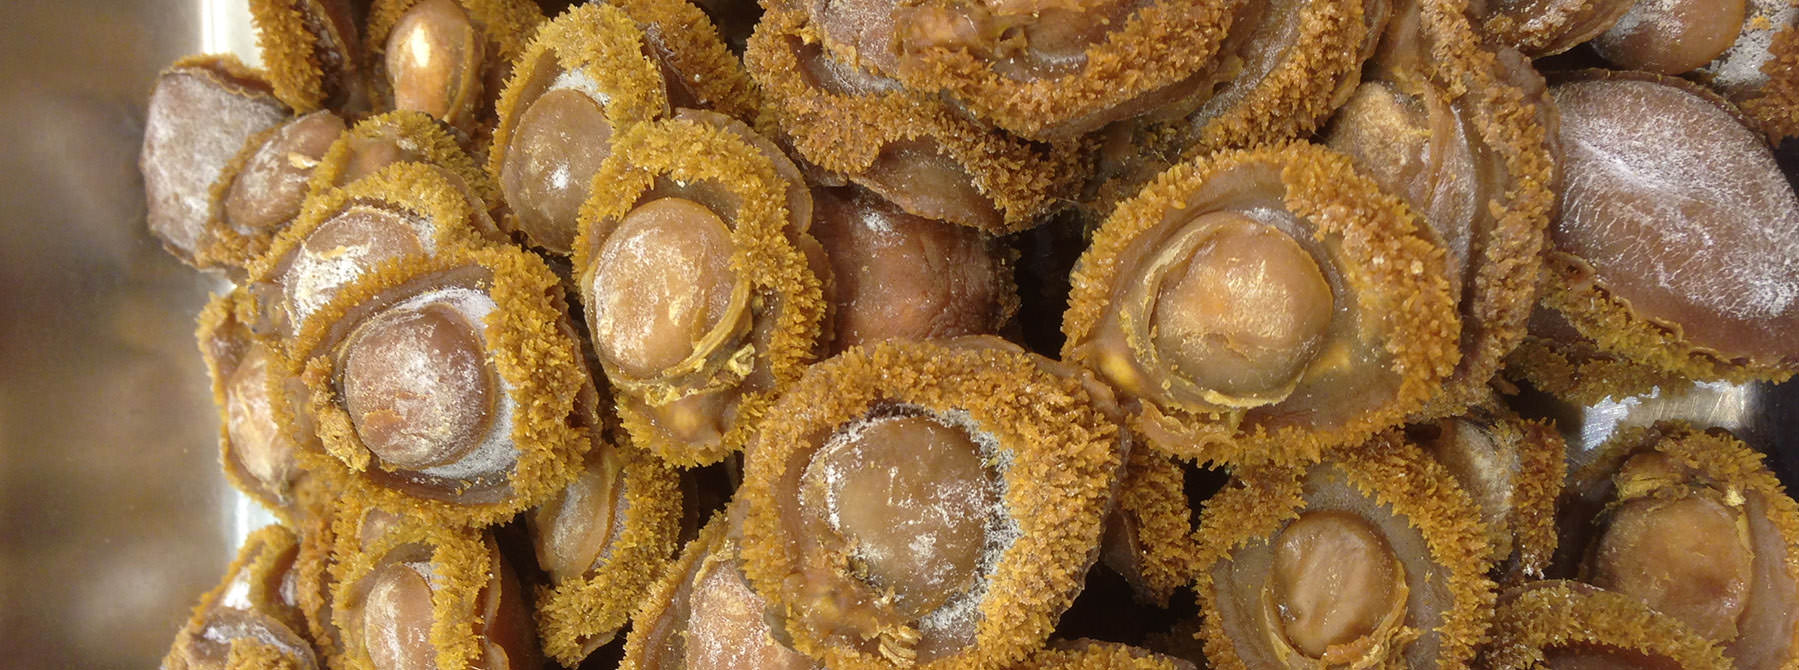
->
[285,205,438,327]
[809,406,1022,644]
[198,615,312,659]
[1701,0,1799,93]
[142,71,287,254]
[550,68,613,106]
[1553,78,1799,322]
[346,286,521,482]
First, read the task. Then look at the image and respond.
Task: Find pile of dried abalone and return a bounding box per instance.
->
[143,0,1799,668]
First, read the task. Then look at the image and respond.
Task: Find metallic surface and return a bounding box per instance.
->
[0,2,1792,669]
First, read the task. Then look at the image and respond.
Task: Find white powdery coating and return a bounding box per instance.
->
[1602,0,1678,42]
[141,71,287,254]
[808,406,1022,643]
[1553,78,1799,322]
[286,207,438,325]
[916,408,1020,642]
[1701,0,1798,93]
[387,287,520,482]
[550,68,613,106]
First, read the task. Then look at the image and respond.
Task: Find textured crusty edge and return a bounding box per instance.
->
[1192,435,1496,670]
[1105,446,1198,607]
[573,118,827,467]
[534,442,685,666]
[1738,19,1799,142]
[248,0,343,113]
[1533,249,1797,387]
[485,1,669,251]
[1028,639,1195,669]
[608,0,763,126]
[303,110,499,212]
[162,525,308,670]
[1507,415,1567,582]
[287,244,594,527]
[1177,0,1379,156]
[1062,141,1460,467]
[863,0,1237,140]
[329,523,492,670]
[745,8,1079,233]
[1481,581,1732,670]
[620,509,730,670]
[736,339,1124,670]
[1407,0,1557,420]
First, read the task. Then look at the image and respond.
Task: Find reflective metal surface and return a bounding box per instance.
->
[0,2,1792,669]
[0,2,264,667]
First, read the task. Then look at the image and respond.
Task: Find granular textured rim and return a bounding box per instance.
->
[745,7,1079,233]
[304,110,499,212]
[533,442,684,666]
[249,0,360,113]
[1405,0,1558,420]
[287,244,596,527]
[607,0,763,127]
[198,117,311,273]
[1192,435,1495,670]
[1176,0,1382,157]
[620,509,730,669]
[1507,415,1567,581]
[1739,19,1799,141]
[248,160,501,336]
[573,117,827,467]
[737,338,1123,670]
[1029,639,1194,669]
[485,2,669,251]
[1105,446,1198,608]
[1535,249,1796,387]
[857,0,1239,140]
[328,522,494,670]
[1482,581,1732,670]
[1062,142,1460,467]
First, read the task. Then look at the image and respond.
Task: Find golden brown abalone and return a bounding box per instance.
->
[1509,72,1799,400]
[737,337,1124,669]
[745,7,1078,232]
[250,0,368,113]
[1063,142,1459,466]
[573,117,827,466]
[487,2,669,254]
[1193,434,1494,670]
[1482,580,1732,670]
[1554,422,1799,669]
[163,526,318,670]
[285,245,597,526]
[529,438,683,665]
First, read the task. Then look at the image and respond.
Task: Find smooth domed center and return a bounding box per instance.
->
[226,111,345,235]
[225,344,297,491]
[800,414,997,618]
[532,447,624,583]
[386,0,482,125]
[500,88,613,253]
[341,300,496,471]
[589,197,740,379]
[363,562,437,670]
[286,204,427,323]
[1152,213,1334,398]
[1596,0,1746,75]
[1589,492,1754,641]
[1269,510,1405,658]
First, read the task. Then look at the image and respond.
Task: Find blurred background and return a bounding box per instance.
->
[0,1,1792,668]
